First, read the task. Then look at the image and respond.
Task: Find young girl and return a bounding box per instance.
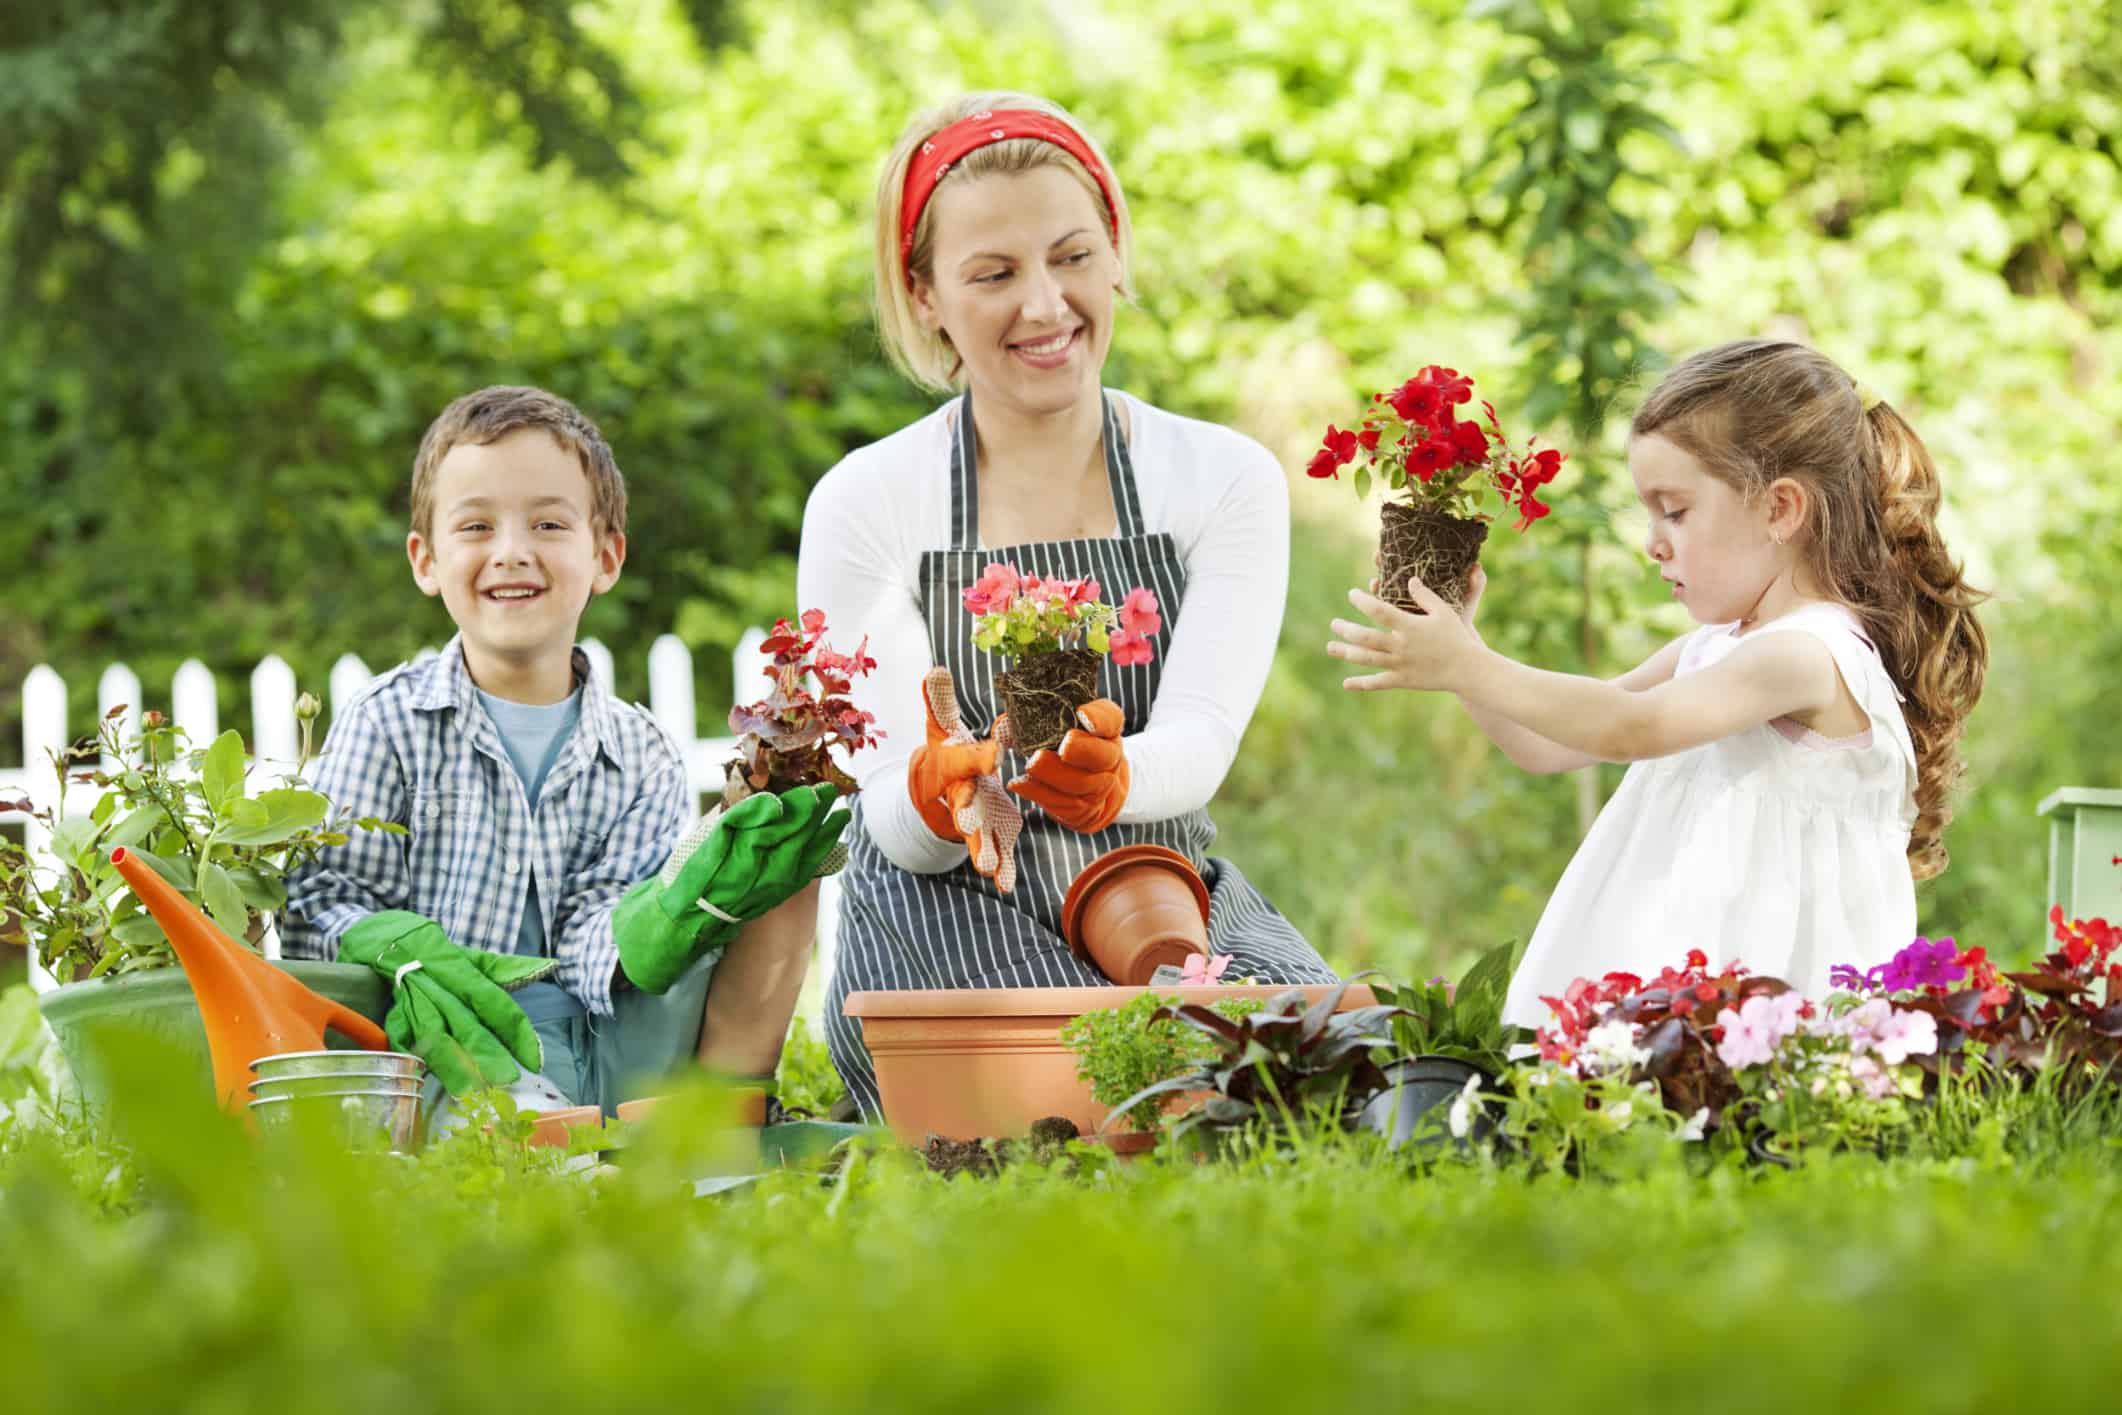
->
[1326,340,1989,1026]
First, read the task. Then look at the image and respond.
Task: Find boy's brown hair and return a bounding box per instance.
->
[410,385,627,539]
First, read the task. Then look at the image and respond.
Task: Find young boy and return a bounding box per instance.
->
[284,386,845,1114]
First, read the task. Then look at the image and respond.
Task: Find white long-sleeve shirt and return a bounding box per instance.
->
[795,391,1290,875]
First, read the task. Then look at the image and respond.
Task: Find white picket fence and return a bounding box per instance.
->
[1,631,844,1010]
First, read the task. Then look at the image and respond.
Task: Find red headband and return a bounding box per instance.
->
[898,109,1121,282]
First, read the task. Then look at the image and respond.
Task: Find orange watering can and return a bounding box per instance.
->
[110,847,390,1112]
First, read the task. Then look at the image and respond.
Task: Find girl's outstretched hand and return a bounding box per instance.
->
[1329,575,1486,693]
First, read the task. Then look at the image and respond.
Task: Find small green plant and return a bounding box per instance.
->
[0,702,401,983]
[1104,976,1411,1144]
[774,1014,848,1118]
[1370,938,1523,1075]
[1060,991,1262,1133]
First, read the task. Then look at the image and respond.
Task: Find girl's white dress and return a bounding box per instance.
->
[1501,601,1920,1031]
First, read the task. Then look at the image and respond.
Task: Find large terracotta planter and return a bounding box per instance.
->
[1059,844,1211,985]
[842,982,1379,1145]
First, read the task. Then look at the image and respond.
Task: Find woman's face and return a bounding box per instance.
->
[912,164,1118,418]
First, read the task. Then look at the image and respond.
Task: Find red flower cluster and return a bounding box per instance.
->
[728,609,883,797]
[1535,948,1761,1066]
[1306,364,1565,530]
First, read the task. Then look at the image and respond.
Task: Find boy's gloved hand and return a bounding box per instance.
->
[614,784,851,994]
[338,911,550,1098]
[1008,698,1129,834]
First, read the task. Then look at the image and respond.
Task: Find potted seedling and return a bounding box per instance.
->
[1058,986,1264,1152]
[962,563,1160,754]
[724,609,883,805]
[1104,973,1413,1150]
[717,609,882,876]
[0,701,400,1107]
[1362,938,1523,1151]
[1306,364,1566,613]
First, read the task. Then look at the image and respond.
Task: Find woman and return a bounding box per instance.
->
[798,91,1336,1117]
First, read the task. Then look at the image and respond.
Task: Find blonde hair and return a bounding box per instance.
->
[872,92,1134,393]
[410,385,627,539]
[1632,340,1989,880]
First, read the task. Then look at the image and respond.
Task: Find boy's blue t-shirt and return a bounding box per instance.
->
[475,685,584,957]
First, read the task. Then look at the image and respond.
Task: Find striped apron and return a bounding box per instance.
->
[823,391,1336,1120]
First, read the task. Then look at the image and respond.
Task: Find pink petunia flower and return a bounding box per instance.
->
[1847,1055,1898,1100]
[962,562,1021,616]
[1180,952,1231,985]
[1119,587,1161,639]
[1109,627,1154,667]
[1714,992,1805,1071]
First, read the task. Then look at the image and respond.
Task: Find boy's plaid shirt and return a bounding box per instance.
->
[281,637,687,1016]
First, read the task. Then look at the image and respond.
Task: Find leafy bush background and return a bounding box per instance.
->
[4,0,2118,982]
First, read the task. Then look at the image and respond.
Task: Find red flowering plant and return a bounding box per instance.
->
[962,562,1162,754]
[1827,915,2122,1082]
[1306,365,1566,612]
[1308,365,1566,530]
[1536,948,1777,1124]
[724,609,883,804]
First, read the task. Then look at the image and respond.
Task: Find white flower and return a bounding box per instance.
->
[1606,1100,1634,1130]
[1447,1073,1483,1138]
[1583,1019,1652,1075]
[1676,1107,1710,1142]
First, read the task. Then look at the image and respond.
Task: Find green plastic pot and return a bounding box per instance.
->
[35,961,389,1114]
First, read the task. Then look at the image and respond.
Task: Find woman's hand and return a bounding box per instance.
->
[1008,698,1129,833]
[1328,575,1488,694]
[908,668,1020,891]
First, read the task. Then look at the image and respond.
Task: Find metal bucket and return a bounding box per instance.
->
[248,1087,424,1152]
[251,1050,423,1082]
[249,1071,425,1101]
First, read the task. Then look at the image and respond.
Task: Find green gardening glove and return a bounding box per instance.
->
[613,784,851,995]
[338,911,552,1098]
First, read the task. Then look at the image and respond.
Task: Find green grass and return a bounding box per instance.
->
[6,1035,2122,1414]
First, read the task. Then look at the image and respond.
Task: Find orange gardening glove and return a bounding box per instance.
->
[1007,698,1129,834]
[907,667,1021,893]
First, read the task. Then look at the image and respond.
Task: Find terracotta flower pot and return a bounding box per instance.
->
[615,1087,768,1128]
[1059,844,1211,985]
[529,1104,604,1149]
[842,982,1379,1145]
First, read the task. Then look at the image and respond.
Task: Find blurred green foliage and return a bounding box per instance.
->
[6,1027,2122,1411]
[4,0,2118,984]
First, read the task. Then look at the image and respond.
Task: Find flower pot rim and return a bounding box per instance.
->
[842,981,1376,1019]
[33,960,381,1018]
[1058,844,1210,955]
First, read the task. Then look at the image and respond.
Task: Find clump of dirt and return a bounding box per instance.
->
[921,1116,1084,1178]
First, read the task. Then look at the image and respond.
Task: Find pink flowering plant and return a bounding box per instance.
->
[725,609,883,800]
[962,562,1162,668]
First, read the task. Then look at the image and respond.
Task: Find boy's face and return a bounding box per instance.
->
[407,427,623,695]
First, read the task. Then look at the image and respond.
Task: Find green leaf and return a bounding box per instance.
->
[90,792,117,826]
[107,805,166,850]
[224,865,287,911]
[48,818,101,871]
[124,847,194,894]
[201,730,246,814]
[110,913,169,952]
[197,861,248,941]
[214,789,328,847]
